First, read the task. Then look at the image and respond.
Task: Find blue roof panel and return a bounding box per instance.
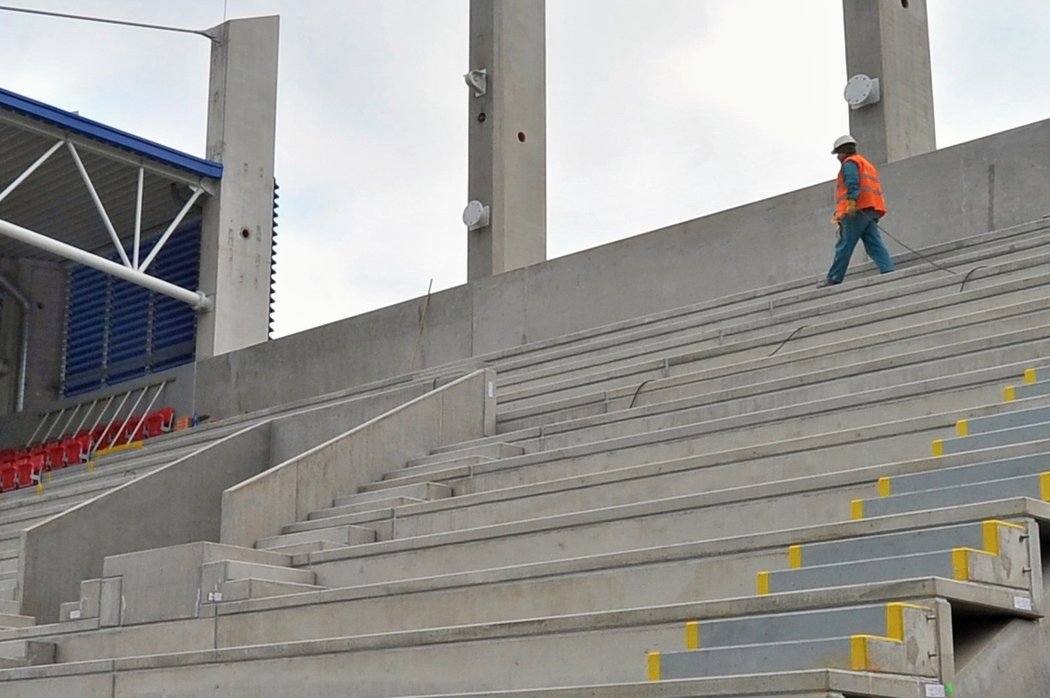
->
[0,86,222,179]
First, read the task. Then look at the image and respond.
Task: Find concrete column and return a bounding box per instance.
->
[197,16,280,359]
[842,0,935,164]
[467,0,547,281]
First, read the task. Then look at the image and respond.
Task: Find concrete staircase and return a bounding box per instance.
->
[0,221,1050,695]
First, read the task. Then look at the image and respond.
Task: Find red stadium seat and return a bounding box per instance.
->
[44,443,66,470]
[0,464,16,491]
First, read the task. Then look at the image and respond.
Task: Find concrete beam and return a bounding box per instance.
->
[467,0,546,280]
[198,16,280,358]
[842,0,935,163]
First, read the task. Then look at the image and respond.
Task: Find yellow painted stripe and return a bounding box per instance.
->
[952,548,972,581]
[788,545,802,569]
[1041,473,1050,502]
[851,499,864,520]
[955,419,968,437]
[1025,368,1038,384]
[886,605,904,642]
[756,571,770,596]
[982,520,1001,555]
[1004,385,1016,402]
[885,602,925,641]
[86,460,95,473]
[35,483,43,495]
[685,621,699,650]
[877,477,891,497]
[94,440,144,457]
[647,651,661,681]
[850,635,870,671]
[931,439,944,457]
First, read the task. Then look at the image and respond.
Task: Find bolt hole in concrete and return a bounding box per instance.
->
[240,228,251,240]
[518,131,526,142]
[478,112,487,123]
[900,0,909,7]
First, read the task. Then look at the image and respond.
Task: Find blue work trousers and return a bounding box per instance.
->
[825,210,894,284]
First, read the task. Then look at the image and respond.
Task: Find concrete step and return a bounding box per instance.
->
[211,504,1043,647]
[494,320,1050,459]
[217,578,325,603]
[499,273,1050,419]
[677,601,936,650]
[954,401,1050,437]
[337,480,453,504]
[877,450,1050,498]
[308,496,425,520]
[935,418,1050,456]
[0,640,53,666]
[758,544,1029,596]
[257,540,351,556]
[299,431,1041,591]
[373,422,1048,548]
[499,283,1050,428]
[786,519,1027,569]
[284,510,393,537]
[494,251,1050,401]
[657,633,936,681]
[257,525,376,551]
[385,454,497,482]
[857,471,1050,520]
[473,219,1050,387]
[408,442,525,466]
[657,601,943,681]
[416,358,1045,504]
[0,612,36,629]
[200,560,315,590]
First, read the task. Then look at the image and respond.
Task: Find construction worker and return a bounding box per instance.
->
[817,135,894,287]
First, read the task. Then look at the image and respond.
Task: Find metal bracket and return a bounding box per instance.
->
[464,68,488,97]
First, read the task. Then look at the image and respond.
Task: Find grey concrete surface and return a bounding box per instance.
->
[220,369,495,548]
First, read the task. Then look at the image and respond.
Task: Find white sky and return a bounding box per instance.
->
[1,1,1049,338]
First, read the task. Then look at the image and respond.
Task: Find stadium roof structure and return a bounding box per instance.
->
[0,86,221,309]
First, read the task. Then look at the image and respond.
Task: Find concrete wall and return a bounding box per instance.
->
[19,422,272,624]
[196,118,1050,417]
[221,369,496,548]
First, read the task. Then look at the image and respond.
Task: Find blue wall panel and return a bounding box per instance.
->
[62,223,200,397]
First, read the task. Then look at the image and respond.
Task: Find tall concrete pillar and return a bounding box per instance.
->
[842,0,935,164]
[467,0,546,281]
[197,16,279,358]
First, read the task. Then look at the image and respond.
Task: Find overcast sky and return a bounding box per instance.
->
[1,1,1049,338]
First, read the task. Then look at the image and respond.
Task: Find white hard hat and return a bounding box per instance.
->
[831,134,857,153]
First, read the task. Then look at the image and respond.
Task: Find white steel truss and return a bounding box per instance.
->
[0,138,212,311]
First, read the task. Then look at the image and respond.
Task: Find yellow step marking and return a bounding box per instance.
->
[851,499,864,520]
[1025,368,1037,384]
[931,439,944,457]
[1004,385,1016,402]
[685,620,699,650]
[94,440,144,457]
[982,519,1025,555]
[647,651,661,681]
[955,419,968,437]
[756,571,770,595]
[788,545,802,569]
[885,602,926,641]
[877,477,891,497]
[1040,472,1050,502]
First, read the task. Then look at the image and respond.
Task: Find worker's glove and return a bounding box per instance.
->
[845,199,857,215]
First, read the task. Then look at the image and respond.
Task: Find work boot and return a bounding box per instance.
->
[816,278,839,289]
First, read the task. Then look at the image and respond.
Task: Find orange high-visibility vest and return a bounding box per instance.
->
[835,154,887,219]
